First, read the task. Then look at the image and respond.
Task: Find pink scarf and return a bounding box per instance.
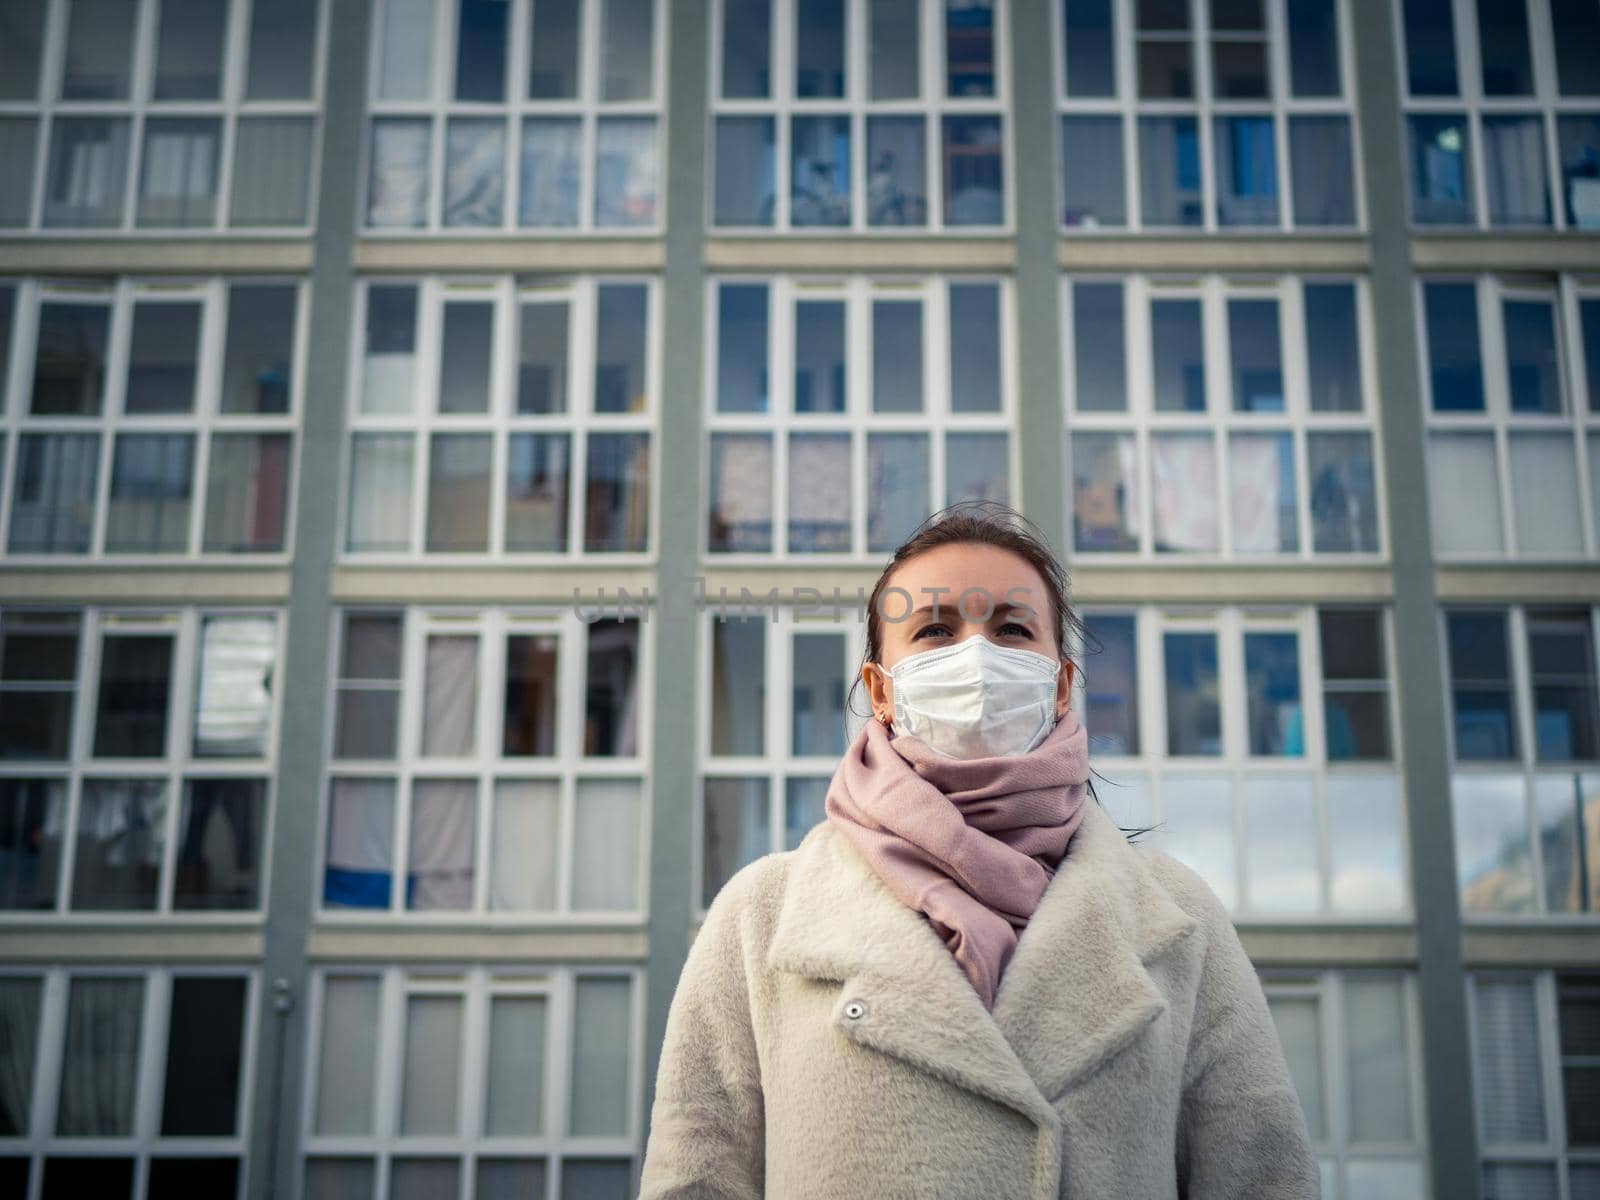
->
[823,707,1091,1011]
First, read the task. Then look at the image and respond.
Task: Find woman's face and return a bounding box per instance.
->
[861,543,1076,729]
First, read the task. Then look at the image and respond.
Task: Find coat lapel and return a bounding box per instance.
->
[766,800,1200,1131]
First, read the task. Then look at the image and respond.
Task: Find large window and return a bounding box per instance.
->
[300,965,641,1200]
[1077,605,1408,917]
[319,606,646,918]
[1263,969,1431,1198]
[710,0,1009,229]
[1055,0,1359,230]
[365,0,661,231]
[0,607,280,916]
[1,278,302,559]
[1398,0,1600,229]
[343,277,654,558]
[1468,970,1600,1195]
[0,0,322,231]
[0,966,257,1200]
[1064,274,1383,558]
[1421,276,1600,560]
[705,275,1014,557]
[1446,604,1600,916]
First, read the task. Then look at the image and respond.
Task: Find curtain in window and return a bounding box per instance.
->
[444,119,505,227]
[230,117,313,226]
[407,780,475,910]
[193,618,275,755]
[323,779,395,908]
[10,432,99,552]
[1508,433,1582,555]
[56,976,143,1136]
[421,636,477,756]
[571,780,639,911]
[347,434,414,551]
[1151,434,1218,551]
[594,117,658,227]
[519,119,582,227]
[1484,116,1550,225]
[788,433,851,551]
[0,977,40,1135]
[490,781,559,910]
[1230,433,1295,552]
[1473,977,1547,1142]
[138,119,219,226]
[368,118,430,227]
[378,0,434,100]
[44,117,130,226]
[72,780,167,910]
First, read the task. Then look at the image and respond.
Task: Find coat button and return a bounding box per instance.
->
[843,999,867,1020]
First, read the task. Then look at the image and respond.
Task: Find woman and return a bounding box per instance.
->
[638,502,1320,1199]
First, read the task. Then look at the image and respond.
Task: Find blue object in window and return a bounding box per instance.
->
[323,866,391,908]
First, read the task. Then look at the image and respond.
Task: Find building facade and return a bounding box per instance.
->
[0,0,1597,1197]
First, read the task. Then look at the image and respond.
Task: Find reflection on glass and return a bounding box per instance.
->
[786,778,828,849]
[1061,116,1126,227]
[702,776,769,905]
[1242,776,1317,912]
[1535,773,1600,912]
[790,115,851,226]
[788,432,851,553]
[792,633,846,756]
[443,119,506,227]
[714,117,776,226]
[529,0,580,98]
[1139,116,1201,225]
[1326,774,1406,911]
[1161,773,1235,907]
[1408,114,1473,225]
[519,119,581,227]
[1164,632,1221,755]
[601,0,655,100]
[867,116,927,226]
[708,433,773,551]
[155,0,225,99]
[62,0,135,99]
[1244,631,1303,755]
[1082,613,1137,754]
[506,432,570,552]
[1072,433,1139,552]
[867,432,929,551]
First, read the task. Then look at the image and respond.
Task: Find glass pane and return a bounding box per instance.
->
[1537,774,1598,912]
[245,0,316,99]
[1215,115,1278,226]
[1151,434,1217,552]
[367,118,431,228]
[8,433,100,553]
[595,284,648,413]
[1071,432,1139,552]
[866,432,929,550]
[1482,1162,1559,1200]
[421,636,477,757]
[867,115,927,225]
[1509,433,1582,556]
[594,117,658,227]
[945,432,1008,506]
[1484,115,1551,226]
[1242,776,1317,911]
[94,635,174,756]
[949,283,1000,412]
[174,779,265,909]
[1429,433,1503,556]
[873,300,922,412]
[1230,432,1297,553]
[323,779,396,908]
[222,286,296,414]
[439,302,494,415]
[517,301,569,415]
[0,780,64,909]
[1345,977,1413,1143]
[785,777,827,849]
[1478,0,1533,94]
[1213,39,1268,98]
[709,434,773,552]
[505,432,570,552]
[1402,0,1458,94]
[871,0,919,98]
[363,285,418,414]
[0,283,10,391]
[1552,0,1600,94]
[1267,995,1325,1138]
[1244,632,1303,754]
[305,1160,375,1200]
[194,617,275,757]
[478,1161,547,1200]
[137,117,221,228]
[795,300,845,414]
[1228,298,1282,412]
[569,977,631,1134]
[1326,775,1406,910]
[583,431,649,552]
[945,0,995,96]
[504,633,558,755]
[585,618,639,756]
[0,612,80,761]
[562,1159,632,1200]
[1304,284,1362,412]
[347,433,415,552]
[161,977,246,1134]
[1408,114,1473,224]
[1561,118,1600,230]
[791,115,851,227]
[379,0,434,100]
[426,433,491,551]
[796,0,845,96]
[0,0,46,100]
[443,118,506,228]
[710,617,764,756]
[408,779,475,909]
[1139,40,1193,98]
[0,976,41,1132]
[1287,0,1338,95]
[155,0,225,99]
[529,0,579,97]
[126,302,200,414]
[1527,610,1599,759]
[519,118,581,227]
[456,0,508,100]
[1082,613,1137,753]
[392,1160,458,1200]
[486,996,546,1135]
[602,0,654,99]
[1160,773,1235,906]
[788,432,851,552]
[1164,631,1221,754]
[43,117,131,227]
[1152,298,1204,411]
[1424,282,1484,410]
[723,0,771,97]
[1320,609,1391,758]
[791,633,846,756]
[401,995,462,1134]
[714,117,776,226]
[573,779,641,909]
[32,302,109,415]
[1072,282,1126,410]
[490,779,558,909]
[1061,116,1126,227]
[1290,116,1355,226]
[56,977,143,1135]
[1504,298,1562,413]
[62,0,134,98]
[942,115,1003,225]
[703,776,769,905]
[1064,0,1116,96]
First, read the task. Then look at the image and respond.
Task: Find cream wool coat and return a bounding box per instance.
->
[637,797,1321,1199]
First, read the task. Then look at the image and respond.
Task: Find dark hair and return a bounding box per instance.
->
[844,498,1158,844]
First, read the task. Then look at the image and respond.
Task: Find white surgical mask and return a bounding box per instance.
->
[883,632,1061,760]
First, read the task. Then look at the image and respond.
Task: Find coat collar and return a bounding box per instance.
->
[767,799,1200,1137]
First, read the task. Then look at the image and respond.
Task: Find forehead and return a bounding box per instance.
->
[885,543,1052,616]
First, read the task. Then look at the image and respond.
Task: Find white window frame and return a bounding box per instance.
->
[339,275,659,561]
[315,604,653,923]
[1062,272,1387,562]
[0,964,261,1200]
[0,604,284,922]
[362,0,665,234]
[297,963,645,1199]
[1071,604,1412,920]
[1420,274,1600,561]
[0,276,307,563]
[0,0,327,235]
[707,0,1014,233]
[1052,0,1364,232]
[702,273,1019,561]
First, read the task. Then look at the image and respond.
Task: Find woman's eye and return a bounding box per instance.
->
[1000,622,1031,637]
[914,622,953,638]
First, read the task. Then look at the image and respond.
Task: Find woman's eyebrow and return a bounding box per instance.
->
[903,601,1037,620]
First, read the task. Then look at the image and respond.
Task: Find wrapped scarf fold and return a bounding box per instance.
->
[823,707,1091,1010]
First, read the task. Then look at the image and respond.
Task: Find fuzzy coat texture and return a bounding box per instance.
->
[636,797,1321,1199]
